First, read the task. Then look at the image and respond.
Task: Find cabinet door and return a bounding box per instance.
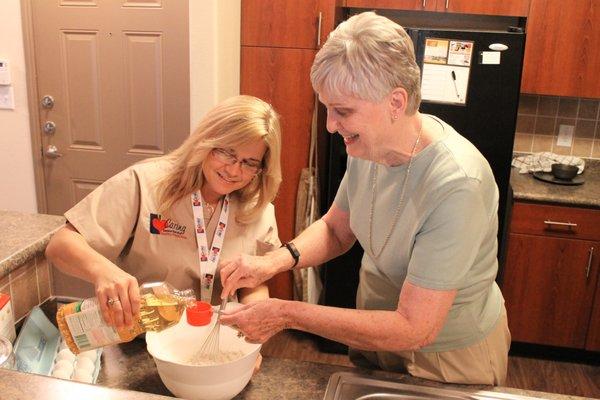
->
[242,0,320,49]
[345,0,436,11]
[442,0,530,16]
[503,234,598,348]
[521,0,600,97]
[240,46,317,299]
[585,245,600,351]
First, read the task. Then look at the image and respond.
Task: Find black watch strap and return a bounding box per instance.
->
[282,242,300,268]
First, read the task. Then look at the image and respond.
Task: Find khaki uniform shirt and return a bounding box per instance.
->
[65,159,280,304]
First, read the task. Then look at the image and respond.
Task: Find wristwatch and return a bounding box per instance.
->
[282,242,300,268]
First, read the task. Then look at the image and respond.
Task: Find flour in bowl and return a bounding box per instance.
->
[187,350,245,366]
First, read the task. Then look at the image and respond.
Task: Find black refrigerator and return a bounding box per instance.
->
[318,27,525,353]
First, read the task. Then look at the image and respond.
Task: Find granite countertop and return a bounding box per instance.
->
[0,210,65,278]
[0,298,591,400]
[0,345,591,400]
[510,159,600,208]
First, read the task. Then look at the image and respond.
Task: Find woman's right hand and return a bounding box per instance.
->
[94,266,141,330]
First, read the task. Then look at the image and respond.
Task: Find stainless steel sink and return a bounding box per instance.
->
[323,372,545,400]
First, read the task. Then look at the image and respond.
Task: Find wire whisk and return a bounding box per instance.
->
[195,297,228,361]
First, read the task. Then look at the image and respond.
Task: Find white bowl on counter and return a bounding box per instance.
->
[146,309,260,400]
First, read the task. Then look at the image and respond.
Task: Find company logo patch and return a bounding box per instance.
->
[149,213,187,238]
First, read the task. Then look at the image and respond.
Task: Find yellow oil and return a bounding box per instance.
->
[138,293,186,332]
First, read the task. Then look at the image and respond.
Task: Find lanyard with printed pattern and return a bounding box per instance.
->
[191,191,230,302]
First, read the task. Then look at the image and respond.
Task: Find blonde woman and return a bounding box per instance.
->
[46,95,282,334]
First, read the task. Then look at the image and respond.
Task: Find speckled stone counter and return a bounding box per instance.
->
[0,346,591,400]
[0,297,591,400]
[511,159,600,208]
[0,210,65,278]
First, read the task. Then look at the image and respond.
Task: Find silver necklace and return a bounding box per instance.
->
[368,124,423,259]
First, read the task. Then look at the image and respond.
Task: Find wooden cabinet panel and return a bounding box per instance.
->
[443,0,530,16]
[521,0,600,97]
[242,0,328,49]
[510,203,600,241]
[241,46,317,299]
[345,0,436,11]
[346,0,528,15]
[503,233,599,348]
[585,248,600,351]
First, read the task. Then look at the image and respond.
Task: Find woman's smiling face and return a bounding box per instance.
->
[319,89,391,161]
[201,140,266,201]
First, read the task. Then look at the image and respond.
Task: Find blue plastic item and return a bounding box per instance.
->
[13,306,60,375]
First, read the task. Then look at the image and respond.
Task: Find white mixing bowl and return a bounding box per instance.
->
[146,311,261,400]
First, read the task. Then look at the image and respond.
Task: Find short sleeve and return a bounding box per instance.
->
[406,179,489,290]
[64,167,141,261]
[333,171,350,212]
[255,204,282,256]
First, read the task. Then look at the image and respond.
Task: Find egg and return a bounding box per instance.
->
[77,350,98,363]
[72,369,94,383]
[51,367,72,380]
[74,357,96,375]
[53,359,74,374]
[56,349,76,363]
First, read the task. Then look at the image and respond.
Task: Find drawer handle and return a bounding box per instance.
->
[587,247,594,279]
[544,220,577,228]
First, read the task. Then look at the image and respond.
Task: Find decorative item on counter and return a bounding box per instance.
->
[56,282,196,354]
[550,163,579,180]
[511,152,585,175]
[12,306,102,382]
[0,293,16,342]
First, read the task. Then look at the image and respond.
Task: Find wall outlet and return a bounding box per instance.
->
[0,85,14,110]
[556,124,574,147]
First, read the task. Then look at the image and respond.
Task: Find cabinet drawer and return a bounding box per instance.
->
[510,203,600,241]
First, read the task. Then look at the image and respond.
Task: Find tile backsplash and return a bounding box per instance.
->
[514,94,600,159]
[0,255,53,323]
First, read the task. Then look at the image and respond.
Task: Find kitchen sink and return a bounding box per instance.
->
[323,372,544,400]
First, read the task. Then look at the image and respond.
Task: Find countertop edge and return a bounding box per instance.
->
[0,223,64,279]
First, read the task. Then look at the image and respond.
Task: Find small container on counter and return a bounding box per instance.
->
[0,336,15,370]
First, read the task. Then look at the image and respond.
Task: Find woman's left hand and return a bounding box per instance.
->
[220,298,289,343]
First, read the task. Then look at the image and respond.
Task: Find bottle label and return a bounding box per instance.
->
[64,298,121,351]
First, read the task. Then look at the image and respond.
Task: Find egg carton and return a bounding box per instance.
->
[13,306,102,383]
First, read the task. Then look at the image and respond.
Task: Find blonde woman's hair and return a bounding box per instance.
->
[311,11,421,114]
[155,95,282,224]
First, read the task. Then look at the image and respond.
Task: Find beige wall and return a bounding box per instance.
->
[0,0,240,213]
[189,0,241,129]
[0,0,37,213]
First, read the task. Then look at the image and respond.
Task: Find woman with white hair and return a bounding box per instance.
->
[220,12,510,385]
[46,95,282,331]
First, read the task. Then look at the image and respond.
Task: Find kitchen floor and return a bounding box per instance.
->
[262,331,600,399]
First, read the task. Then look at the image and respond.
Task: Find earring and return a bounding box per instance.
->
[393,114,399,120]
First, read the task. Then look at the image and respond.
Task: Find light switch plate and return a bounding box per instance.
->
[0,86,14,109]
[556,124,574,147]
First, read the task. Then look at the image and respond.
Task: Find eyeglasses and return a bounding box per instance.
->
[211,148,263,175]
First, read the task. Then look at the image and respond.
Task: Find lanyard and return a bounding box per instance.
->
[191,191,230,302]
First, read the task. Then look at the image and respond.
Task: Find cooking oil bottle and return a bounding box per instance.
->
[56,282,195,354]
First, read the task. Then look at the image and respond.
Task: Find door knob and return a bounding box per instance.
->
[45,145,63,158]
[41,95,55,109]
[43,121,56,134]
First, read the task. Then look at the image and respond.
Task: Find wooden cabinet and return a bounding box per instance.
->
[521,0,600,98]
[502,202,600,350]
[240,1,341,299]
[345,0,529,16]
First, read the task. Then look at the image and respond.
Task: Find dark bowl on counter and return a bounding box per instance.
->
[551,163,579,180]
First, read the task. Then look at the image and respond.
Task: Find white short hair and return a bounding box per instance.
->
[311,12,421,114]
